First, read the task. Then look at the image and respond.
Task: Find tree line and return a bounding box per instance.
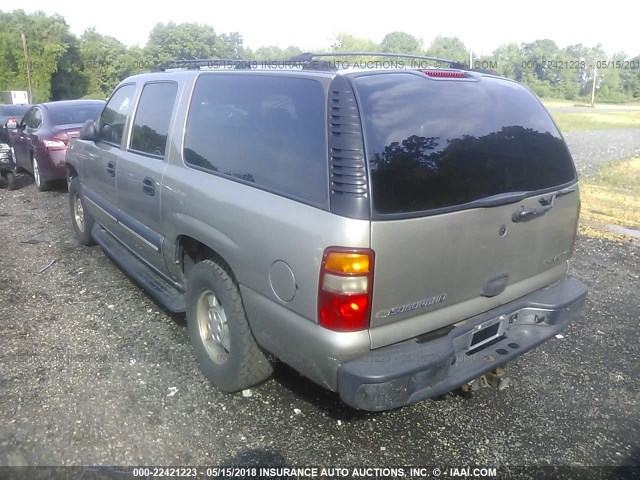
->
[1,10,639,103]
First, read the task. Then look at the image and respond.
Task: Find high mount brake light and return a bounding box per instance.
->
[318,247,374,332]
[424,70,465,78]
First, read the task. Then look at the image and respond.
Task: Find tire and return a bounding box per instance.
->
[68,177,95,246]
[5,171,16,191]
[11,147,24,173]
[32,155,48,192]
[186,259,273,392]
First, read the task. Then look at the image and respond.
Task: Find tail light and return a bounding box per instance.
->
[570,200,581,257]
[318,247,374,332]
[43,138,67,151]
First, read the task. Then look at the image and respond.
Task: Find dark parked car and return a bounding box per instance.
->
[0,140,17,190]
[10,100,105,190]
[0,103,30,126]
[0,103,30,144]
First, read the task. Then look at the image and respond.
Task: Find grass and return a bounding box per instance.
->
[552,110,640,132]
[541,98,640,109]
[579,157,640,242]
[541,99,578,108]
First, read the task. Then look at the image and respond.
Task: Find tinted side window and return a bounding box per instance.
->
[129,82,178,158]
[21,108,36,127]
[184,74,327,205]
[97,84,136,146]
[354,73,576,215]
[32,108,43,128]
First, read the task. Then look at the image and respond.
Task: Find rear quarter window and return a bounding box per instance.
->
[183,74,327,206]
[354,73,576,215]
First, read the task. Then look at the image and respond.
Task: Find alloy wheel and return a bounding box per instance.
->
[196,290,230,364]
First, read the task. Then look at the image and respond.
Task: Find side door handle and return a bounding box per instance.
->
[106,161,116,177]
[142,177,156,196]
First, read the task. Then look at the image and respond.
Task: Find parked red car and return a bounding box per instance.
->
[10,100,105,190]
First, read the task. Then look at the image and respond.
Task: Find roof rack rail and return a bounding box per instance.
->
[154,54,476,74]
[157,59,255,71]
[288,52,466,68]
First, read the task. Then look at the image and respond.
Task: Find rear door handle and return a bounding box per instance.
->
[512,187,576,223]
[142,177,156,196]
[512,204,553,223]
[512,194,556,223]
[106,161,116,177]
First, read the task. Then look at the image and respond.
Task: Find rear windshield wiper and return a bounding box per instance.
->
[463,186,577,215]
[466,191,531,209]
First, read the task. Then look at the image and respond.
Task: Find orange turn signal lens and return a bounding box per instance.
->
[319,247,374,332]
[324,252,370,274]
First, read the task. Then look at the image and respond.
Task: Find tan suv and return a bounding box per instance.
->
[65,53,587,410]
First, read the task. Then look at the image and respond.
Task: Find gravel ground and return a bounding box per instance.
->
[0,176,639,469]
[563,128,640,176]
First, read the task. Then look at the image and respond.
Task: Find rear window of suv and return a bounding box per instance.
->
[354,72,576,215]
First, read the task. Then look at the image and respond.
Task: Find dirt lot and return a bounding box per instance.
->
[563,128,640,176]
[0,174,639,469]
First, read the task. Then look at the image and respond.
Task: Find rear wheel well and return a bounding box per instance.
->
[177,236,237,284]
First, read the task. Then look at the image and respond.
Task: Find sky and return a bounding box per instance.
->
[8,0,640,57]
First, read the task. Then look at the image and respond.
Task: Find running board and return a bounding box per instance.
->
[92,225,186,312]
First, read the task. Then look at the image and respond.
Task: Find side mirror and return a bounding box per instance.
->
[80,120,97,141]
[6,120,17,130]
